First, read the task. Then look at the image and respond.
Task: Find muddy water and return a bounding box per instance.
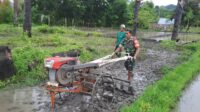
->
[0,87,84,112]
[0,87,50,112]
[175,74,200,112]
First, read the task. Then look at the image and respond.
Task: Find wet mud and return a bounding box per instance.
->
[0,41,178,112]
[0,87,49,112]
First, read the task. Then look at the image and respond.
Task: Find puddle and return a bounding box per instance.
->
[0,87,50,112]
[153,37,170,42]
[175,74,200,112]
[0,87,84,112]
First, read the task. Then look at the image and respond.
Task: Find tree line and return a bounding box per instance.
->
[0,0,199,39]
[1,0,161,28]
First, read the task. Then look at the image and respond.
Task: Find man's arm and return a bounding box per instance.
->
[114,38,117,47]
[133,37,140,60]
[115,44,123,53]
[114,33,119,47]
[111,44,123,58]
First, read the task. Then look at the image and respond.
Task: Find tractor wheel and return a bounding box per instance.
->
[91,75,115,112]
[56,64,74,86]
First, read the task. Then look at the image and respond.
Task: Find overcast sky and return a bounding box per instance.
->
[144,0,177,6]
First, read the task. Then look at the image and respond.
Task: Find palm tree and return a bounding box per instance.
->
[133,0,141,36]
[13,0,19,26]
[23,0,32,37]
[171,0,185,41]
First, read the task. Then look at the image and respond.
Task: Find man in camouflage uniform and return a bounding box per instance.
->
[114,30,140,83]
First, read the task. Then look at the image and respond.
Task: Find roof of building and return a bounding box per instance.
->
[158,18,174,25]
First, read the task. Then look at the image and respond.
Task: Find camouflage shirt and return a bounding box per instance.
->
[120,37,140,54]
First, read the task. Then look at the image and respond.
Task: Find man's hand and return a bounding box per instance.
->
[111,52,116,59]
[133,55,136,60]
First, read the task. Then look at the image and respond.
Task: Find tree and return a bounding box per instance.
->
[23,0,32,37]
[31,0,57,24]
[82,0,109,26]
[0,0,13,23]
[128,1,158,29]
[13,0,19,26]
[171,0,185,41]
[159,6,174,18]
[138,1,158,29]
[29,0,131,27]
[55,0,85,26]
[105,0,129,27]
[133,0,141,36]
[181,0,200,32]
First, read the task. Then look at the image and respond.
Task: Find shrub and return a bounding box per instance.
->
[37,25,65,34]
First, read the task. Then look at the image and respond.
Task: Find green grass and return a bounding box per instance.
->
[121,42,200,112]
[182,27,200,33]
[160,40,176,51]
[0,24,114,88]
[178,34,200,43]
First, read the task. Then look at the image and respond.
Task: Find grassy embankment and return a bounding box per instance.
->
[0,24,115,88]
[121,40,200,112]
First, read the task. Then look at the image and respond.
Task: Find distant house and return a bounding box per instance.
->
[157,18,174,31]
[151,18,174,31]
[158,18,174,26]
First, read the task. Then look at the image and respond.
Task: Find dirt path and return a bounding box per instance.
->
[0,41,178,112]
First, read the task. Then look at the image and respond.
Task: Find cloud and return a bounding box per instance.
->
[144,0,177,6]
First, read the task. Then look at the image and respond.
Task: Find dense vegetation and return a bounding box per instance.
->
[0,0,173,29]
[0,24,114,88]
[1,0,200,30]
[181,0,200,31]
[121,41,200,112]
[0,0,13,23]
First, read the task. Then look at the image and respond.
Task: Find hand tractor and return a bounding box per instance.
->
[44,51,134,112]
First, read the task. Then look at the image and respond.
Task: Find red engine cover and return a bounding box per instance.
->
[45,56,77,70]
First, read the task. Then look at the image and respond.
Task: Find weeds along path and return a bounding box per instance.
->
[0,41,178,112]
